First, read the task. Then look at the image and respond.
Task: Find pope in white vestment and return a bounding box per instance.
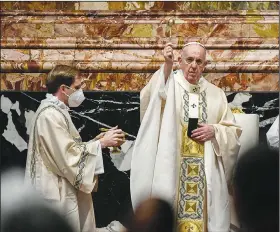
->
[130,43,242,232]
[25,65,125,232]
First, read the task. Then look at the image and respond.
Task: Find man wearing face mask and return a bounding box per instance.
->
[131,43,242,232]
[25,65,125,232]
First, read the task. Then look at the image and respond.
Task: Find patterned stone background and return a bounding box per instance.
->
[1,1,279,91]
[0,1,279,231]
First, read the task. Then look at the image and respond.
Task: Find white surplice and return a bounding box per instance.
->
[25,94,104,232]
[130,66,242,232]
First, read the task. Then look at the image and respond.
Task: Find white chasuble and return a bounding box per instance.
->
[25,94,104,232]
[131,66,242,232]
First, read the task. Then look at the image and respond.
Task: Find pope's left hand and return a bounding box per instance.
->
[191,123,215,142]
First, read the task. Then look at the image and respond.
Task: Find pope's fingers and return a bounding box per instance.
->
[198,123,206,127]
[192,129,207,137]
[191,132,197,137]
[191,128,202,134]
[165,45,173,51]
[164,48,172,54]
[164,46,173,52]
[194,135,205,141]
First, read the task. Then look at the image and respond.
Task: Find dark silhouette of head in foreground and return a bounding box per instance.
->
[2,204,74,232]
[232,146,279,232]
[1,168,74,232]
[126,198,174,232]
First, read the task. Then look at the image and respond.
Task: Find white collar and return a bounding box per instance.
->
[175,69,206,93]
[42,93,69,110]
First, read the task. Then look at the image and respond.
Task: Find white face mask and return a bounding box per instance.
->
[65,88,85,107]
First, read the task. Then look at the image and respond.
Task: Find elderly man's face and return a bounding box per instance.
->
[178,45,207,85]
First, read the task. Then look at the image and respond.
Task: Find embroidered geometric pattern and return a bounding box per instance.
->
[183,92,190,123]
[177,157,205,220]
[185,201,197,213]
[72,136,90,190]
[187,164,199,176]
[200,91,207,124]
[176,90,208,232]
[186,183,198,195]
[73,143,90,189]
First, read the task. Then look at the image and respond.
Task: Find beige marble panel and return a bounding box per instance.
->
[2,23,54,37]
[1,49,30,61]
[2,24,38,37]
[1,37,278,49]
[54,24,87,37]
[1,72,278,92]
[1,61,278,73]
[3,49,278,63]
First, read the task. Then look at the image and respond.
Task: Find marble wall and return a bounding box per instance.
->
[0,1,279,231]
[1,1,279,92]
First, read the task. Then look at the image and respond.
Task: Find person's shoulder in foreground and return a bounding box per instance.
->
[232,145,279,232]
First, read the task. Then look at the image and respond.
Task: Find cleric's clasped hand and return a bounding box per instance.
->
[191,123,215,142]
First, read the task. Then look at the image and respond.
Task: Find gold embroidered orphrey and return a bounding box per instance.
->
[176,90,207,232]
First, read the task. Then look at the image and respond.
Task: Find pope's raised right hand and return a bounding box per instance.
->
[163,42,174,66]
